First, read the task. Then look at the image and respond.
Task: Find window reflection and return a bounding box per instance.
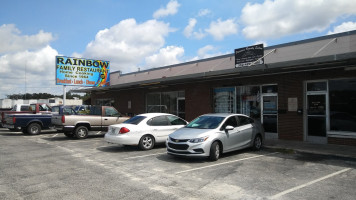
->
[329,78,356,132]
[237,86,261,120]
[146,91,185,117]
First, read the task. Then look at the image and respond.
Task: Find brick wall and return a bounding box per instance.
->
[328,137,356,146]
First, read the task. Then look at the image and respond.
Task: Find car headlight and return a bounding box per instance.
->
[189,136,209,143]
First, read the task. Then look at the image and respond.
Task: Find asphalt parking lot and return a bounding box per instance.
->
[1,128,355,200]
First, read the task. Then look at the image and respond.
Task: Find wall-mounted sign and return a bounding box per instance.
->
[56,56,110,87]
[235,44,264,68]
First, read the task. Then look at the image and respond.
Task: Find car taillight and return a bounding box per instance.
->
[119,127,130,134]
[61,115,65,123]
[13,117,16,124]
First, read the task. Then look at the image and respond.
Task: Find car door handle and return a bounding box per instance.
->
[104,119,108,120]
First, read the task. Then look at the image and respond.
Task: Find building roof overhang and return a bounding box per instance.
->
[77,51,356,93]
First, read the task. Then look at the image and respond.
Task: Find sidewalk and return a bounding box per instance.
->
[264,139,356,160]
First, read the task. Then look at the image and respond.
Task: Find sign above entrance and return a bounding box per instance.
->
[234,44,264,68]
[55,56,110,87]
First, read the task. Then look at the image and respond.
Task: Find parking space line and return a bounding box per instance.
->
[270,168,351,199]
[124,152,167,159]
[175,152,279,174]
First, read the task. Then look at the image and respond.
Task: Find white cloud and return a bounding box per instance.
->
[205,18,238,40]
[198,9,211,17]
[145,46,184,68]
[328,21,356,35]
[191,45,223,60]
[198,45,215,58]
[241,0,356,39]
[0,24,54,54]
[0,24,60,98]
[153,0,180,19]
[0,45,59,97]
[254,41,268,47]
[183,18,206,39]
[81,18,175,73]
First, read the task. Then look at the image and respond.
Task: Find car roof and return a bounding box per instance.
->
[199,113,249,118]
[137,113,173,117]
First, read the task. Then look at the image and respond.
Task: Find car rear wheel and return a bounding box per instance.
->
[75,126,88,139]
[139,135,154,150]
[209,141,220,161]
[27,123,41,135]
[252,135,262,151]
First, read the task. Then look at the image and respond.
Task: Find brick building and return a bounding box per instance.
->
[87,30,356,146]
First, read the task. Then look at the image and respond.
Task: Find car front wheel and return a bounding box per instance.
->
[139,135,154,150]
[209,141,220,161]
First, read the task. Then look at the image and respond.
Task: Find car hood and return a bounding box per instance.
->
[169,127,215,139]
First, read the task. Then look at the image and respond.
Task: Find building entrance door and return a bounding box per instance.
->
[262,95,278,134]
[306,94,327,143]
[177,98,185,119]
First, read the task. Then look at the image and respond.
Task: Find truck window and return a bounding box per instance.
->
[63,107,75,115]
[30,105,35,111]
[39,104,51,111]
[21,105,30,111]
[104,107,120,117]
[90,106,102,116]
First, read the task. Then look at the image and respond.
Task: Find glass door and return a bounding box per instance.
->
[177,98,185,119]
[262,95,278,133]
[307,94,326,137]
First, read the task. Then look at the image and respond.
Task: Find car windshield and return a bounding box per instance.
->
[123,116,146,125]
[186,116,225,129]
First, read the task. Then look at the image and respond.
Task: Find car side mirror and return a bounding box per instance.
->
[225,125,234,131]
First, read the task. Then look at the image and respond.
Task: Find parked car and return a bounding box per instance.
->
[2,105,65,135]
[166,113,264,161]
[105,113,188,150]
[52,106,129,139]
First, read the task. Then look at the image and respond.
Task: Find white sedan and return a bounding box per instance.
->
[104,113,188,150]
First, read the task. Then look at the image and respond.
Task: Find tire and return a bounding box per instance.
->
[252,135,262,151]
[64,132,75,138]
[74,126,88,139]
[27,123,41,135]
[209,141,220,161]
[139,135,155,150]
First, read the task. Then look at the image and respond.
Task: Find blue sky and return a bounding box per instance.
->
[1,0,356,98]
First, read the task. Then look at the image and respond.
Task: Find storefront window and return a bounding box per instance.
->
[213,87,236,113]
[146,93,164,112]
[146,91,185,117]
[96,99,113,106]
[237,86,261,120]
[329,78,356,133]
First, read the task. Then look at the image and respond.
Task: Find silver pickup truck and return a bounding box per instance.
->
[52,106,129,139]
